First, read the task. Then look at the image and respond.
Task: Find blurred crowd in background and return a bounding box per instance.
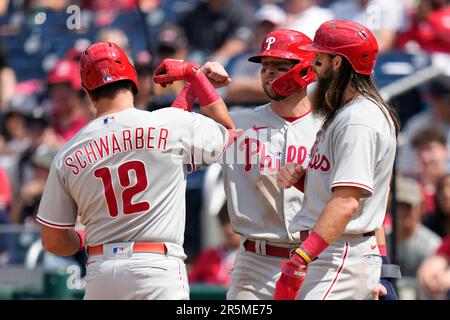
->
[0,0,450,300]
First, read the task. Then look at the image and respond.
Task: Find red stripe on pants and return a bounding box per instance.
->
[322,242,349,300]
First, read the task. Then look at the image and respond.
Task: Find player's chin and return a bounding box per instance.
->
[263,84,285,101]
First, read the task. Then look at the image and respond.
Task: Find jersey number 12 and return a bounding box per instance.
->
[94,160,150,217]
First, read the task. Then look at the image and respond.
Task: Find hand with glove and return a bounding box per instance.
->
[274,249,309,300]
[152,59,200,87]
[378,255,401,300]
[153,59,222,110]
[370,244,401,300]
[274,260,307,300]
[274,231,329,300]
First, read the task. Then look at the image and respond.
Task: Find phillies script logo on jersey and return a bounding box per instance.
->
[239,137,308,174]
[307,140,330,173]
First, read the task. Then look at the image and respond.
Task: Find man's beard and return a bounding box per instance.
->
[311,68,335,118]
[263,83,287,101]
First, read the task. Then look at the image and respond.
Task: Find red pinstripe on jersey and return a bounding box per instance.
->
[36,216,75,229]
[331,181,374,192]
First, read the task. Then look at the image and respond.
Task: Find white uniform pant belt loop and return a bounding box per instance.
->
[254,239,267,256]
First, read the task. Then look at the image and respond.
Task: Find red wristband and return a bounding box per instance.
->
[190,71,220,107]
[75,229,85,252]
[378,245,387,257]
[172,82,196,111]
[300,231,329,261]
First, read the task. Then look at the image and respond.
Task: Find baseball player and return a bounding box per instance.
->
[36,42,237,300]
[276,20,401,300]
[221,29,322,300]
[154,30,321,300]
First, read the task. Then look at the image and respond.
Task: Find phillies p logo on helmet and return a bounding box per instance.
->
[265,37,276,50]
[248,29,317,96]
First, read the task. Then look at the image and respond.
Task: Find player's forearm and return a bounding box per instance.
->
[289,193,359,266]
[312,198,358,244]
[171,81,235,129]
[375,225,386,246]
[200,99,235,129]
[375,225,388,256]
[41,227,81,256]
[312,187,362,244]
[190,69,235,129]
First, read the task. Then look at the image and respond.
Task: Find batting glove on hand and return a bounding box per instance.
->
[153,59,200,87]
[379,256,400,300]
[274,259,308,300]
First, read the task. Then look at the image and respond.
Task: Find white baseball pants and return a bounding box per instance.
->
[227,235,381,300]
[83,242,189,300]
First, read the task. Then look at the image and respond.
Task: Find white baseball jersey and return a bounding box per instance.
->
[36,107,228,258]
[290,96,397,234]
[222,103,322,243]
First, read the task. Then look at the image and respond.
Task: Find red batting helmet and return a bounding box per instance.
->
[298,20,378,75]
[48,59,82,90]
[80,42,139,93]
[248,29,316,96]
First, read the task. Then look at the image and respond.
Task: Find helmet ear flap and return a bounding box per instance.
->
[272,69,301,96]
[272,62,316,96]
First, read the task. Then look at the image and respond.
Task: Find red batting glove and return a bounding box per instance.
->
[190,71,221,107]
[153,59,221,107]
[274,232,330,300]
[274,260,307,300]
[153,59,199,87]
[273,246,314,300]
[172,81,196,111]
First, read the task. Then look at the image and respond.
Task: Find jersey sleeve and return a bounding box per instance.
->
[36,162,78,229]
[185,112,229,166]
[329,124,378,196]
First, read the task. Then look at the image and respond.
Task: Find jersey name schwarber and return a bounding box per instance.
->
[64,126,169,175]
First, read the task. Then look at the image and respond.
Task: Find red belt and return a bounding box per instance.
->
[244,230,375,259]
[362,231,376,237]
[243,241,294,259]
[243,230,309,259]
[87,242,167,256]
